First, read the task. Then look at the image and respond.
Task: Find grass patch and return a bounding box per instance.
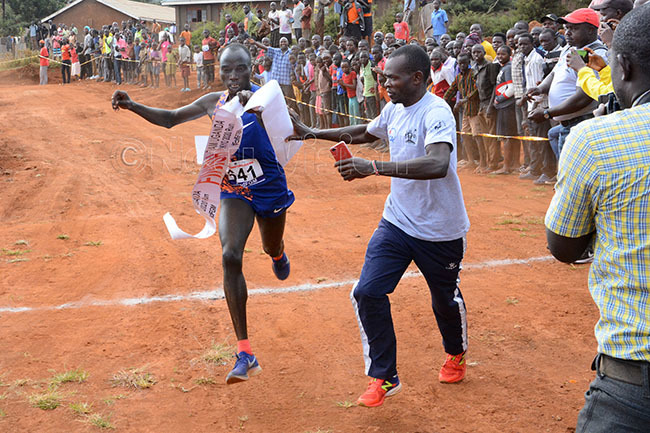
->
[83,241,103,247]
[525,216,545,225]
[102,394,127,406]
[86,413,115,429]
[13,379,29,387]
[0,408,5,418]
[496,218,522,225]
[50,369,89,386]
[2,248,31,256]
[506,297,520,305]
[28,388,63,410]
[200,342,235,366]
[7,258,29,263]
[194,377,217,385]
[335,400,355,409]
[69,402,92,416]
[56,234,69,240]
[111,368,156,389]
[509,227,529,232]
[532,186,547,192]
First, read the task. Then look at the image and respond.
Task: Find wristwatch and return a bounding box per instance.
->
[543,109,551,120]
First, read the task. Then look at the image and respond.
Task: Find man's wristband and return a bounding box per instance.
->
[371,160,380,176]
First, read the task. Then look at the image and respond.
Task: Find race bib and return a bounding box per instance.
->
[202,44,210,52]
[226,158,265,188]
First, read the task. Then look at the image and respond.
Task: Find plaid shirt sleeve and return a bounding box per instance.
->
[545,125,600,237]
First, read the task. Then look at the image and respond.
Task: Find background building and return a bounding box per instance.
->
[42,0,175,28]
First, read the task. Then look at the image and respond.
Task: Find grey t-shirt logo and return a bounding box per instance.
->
[404,129,417,145]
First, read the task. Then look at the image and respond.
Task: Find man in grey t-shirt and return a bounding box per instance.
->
[289,45,470,408]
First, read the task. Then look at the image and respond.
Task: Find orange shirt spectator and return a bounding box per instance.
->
[202,36,217,61]
[342,70,357,98]
[61,44,71,61]
[180,30,192,45]
[347,5,360,24]
[39,46,49,66]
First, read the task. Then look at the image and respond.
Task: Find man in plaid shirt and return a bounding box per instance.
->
[251,36,298,111]
[545,6,650,431]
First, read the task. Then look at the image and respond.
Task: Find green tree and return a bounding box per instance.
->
[8,0,65,25]
[514,0,567,23]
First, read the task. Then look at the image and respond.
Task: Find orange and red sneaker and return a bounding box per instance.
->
[357,376,402,408]
[439,352,467,383]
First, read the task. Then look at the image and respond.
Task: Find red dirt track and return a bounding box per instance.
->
[0,73,595,433]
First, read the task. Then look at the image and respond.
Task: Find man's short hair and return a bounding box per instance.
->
[493,32,507,41]
[389,44,430,79]
[612,3,650,76]
[540,28,556,39]
[518,33,533,43]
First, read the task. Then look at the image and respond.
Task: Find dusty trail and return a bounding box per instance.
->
[0,74,593,433]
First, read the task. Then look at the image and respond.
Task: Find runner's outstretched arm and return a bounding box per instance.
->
[111,90,222,128]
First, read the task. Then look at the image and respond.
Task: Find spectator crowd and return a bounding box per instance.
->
[32,0,647,187]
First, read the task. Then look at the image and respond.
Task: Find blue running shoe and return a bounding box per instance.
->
[226,351,262,384]
[272,253,290,280]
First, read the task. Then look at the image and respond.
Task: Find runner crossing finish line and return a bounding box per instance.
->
[111,43,301,385]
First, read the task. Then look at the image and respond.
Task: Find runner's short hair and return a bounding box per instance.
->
[221,43,251,64]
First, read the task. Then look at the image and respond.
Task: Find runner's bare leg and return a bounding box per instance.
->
[219,198,256,340]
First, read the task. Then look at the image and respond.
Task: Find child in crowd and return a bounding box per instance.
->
[178,37,192,92]
[126,38,135,84]
[296,54,311,125]
[255,56,272,85]
[193,45,204,89]
[139,42,149,87]
[340,60,359,125]
[314,56,324,125]
[393,13,410,43]
[70,42,80,80]
[52,35,61,60]
[352,57,365,119]
[160,36,170,86]
[60,38,71,84]
[150,42,161,88]
[306,53,317,127]
[334,55,348,127]
[166,45,178,87]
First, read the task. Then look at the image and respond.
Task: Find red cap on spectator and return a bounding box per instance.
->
[557,8,600,27]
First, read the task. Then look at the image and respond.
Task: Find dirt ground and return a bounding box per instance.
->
[0,70,597,433]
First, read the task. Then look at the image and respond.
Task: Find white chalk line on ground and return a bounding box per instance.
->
[0,256,555,314]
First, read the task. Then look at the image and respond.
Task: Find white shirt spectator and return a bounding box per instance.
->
[193,51,203,67]
[278,9,293,34]
[293,1,305,30]
[524,49,545,111]
[367,92,470,241]
[268,10,280,31]
[548,41,608,121]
